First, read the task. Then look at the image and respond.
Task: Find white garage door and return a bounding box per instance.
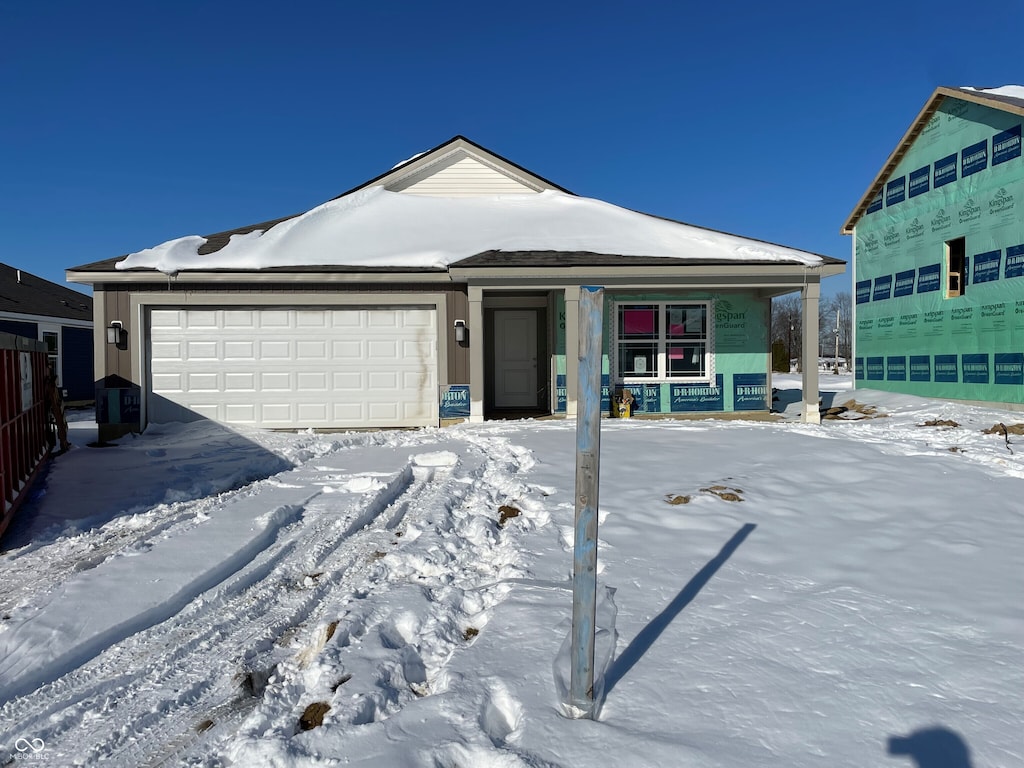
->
[148,307,438,429]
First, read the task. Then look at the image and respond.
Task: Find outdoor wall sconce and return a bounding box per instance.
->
[453,319,468,344]
[106,321,126,347]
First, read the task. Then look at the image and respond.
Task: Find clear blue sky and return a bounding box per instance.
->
[3,1,1022,298]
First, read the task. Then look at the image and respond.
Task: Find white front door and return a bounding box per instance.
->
[493,310,537,408]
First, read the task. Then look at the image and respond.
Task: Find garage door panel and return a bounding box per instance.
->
[190,403,221,419]
[259,341,291,359]
[260,372,291,390]
[186,341,218,360]
[258,311,291,328]
[152,341,182,358]
[261,403,293,422]
[298,403,328,421]
[152,372,183,391]
[333,340,362,358]
[185,311,218,329]
[297,372,329,391]
[367,340,397,358]
[225,403,257,422]
[223,310,254,327]
[149,307,437,428]
[366,371,396,390]
[296,311,327,328]
[225,372,256,390]
[332,371,364,391]
[224,341,255,359]
[186,373,219,391]
[297,340,327,359]
[368,403,400,420]
[151,310,183,329]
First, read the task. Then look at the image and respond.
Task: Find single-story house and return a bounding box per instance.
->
[67,136,844,440]
[0,263,93,403]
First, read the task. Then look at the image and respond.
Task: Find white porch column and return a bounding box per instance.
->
[468,286,485,423]
[800,280,821,424]
[564,285,581,418]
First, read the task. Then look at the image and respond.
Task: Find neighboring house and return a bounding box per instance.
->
[843,86,1024,408]
[0,263,94,403]
[67,136,844,441]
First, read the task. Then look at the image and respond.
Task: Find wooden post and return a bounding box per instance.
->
[569,286,603,717]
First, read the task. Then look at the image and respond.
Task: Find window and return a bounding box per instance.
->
[43,331,59,380]
[946,237,966,297]
[614,302,711,381]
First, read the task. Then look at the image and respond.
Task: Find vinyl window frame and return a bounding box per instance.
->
[611,300,714,384]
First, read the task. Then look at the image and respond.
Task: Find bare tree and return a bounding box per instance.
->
[821,292,852,369]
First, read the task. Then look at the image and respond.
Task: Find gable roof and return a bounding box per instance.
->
[841,86,1024,235]
[69,135,841,278]
[0,263,92,322]
[70,136,573,274]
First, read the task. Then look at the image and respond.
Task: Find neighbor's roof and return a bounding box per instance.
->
[0,263,92,322]
[842,86,1024,235]
[69,135,838,277]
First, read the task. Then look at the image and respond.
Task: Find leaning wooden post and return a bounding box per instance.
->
[569,285,604,718]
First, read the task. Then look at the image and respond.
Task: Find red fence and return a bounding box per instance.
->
[1,334,49,540]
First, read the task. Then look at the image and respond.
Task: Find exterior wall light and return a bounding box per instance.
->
[453,319,468,344]
[106,321,126,347]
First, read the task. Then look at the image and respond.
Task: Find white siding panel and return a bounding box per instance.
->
[148,307,437,428]
[389,155,538,197]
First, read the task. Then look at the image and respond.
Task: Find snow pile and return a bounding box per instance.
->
[115,186,827,274]
[0,376,1021,767]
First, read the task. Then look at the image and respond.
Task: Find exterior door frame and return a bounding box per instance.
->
[483,297,548,413]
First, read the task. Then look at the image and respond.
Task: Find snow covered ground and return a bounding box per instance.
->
[1,374,1021,767]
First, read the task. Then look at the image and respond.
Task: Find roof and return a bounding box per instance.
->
[0,263,92,322]
[68,136,842,279]
[842,86,1024,234]
[73,136,573,275]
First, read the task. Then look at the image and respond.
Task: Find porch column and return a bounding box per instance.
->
[800,280,821,424]
[468,286,485,423]
[563,286,581,418]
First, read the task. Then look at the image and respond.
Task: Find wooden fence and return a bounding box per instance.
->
[1,333,48,540]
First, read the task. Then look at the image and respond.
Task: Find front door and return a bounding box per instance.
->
[493,310,538,408]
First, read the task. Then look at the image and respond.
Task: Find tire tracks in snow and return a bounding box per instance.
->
[219,429,545,766]
[0,432,354,621]
[0,440,491,766]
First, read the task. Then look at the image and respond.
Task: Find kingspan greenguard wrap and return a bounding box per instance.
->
[854,96,1024,403]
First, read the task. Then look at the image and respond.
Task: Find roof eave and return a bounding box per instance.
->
[66,267,453,285]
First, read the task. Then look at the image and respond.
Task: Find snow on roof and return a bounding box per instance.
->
[959,84,1024,100]
[116,187,825,273]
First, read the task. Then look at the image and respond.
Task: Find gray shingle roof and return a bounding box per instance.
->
[0,263,92,321]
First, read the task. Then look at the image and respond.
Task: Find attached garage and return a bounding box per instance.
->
[147,306,438,429]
